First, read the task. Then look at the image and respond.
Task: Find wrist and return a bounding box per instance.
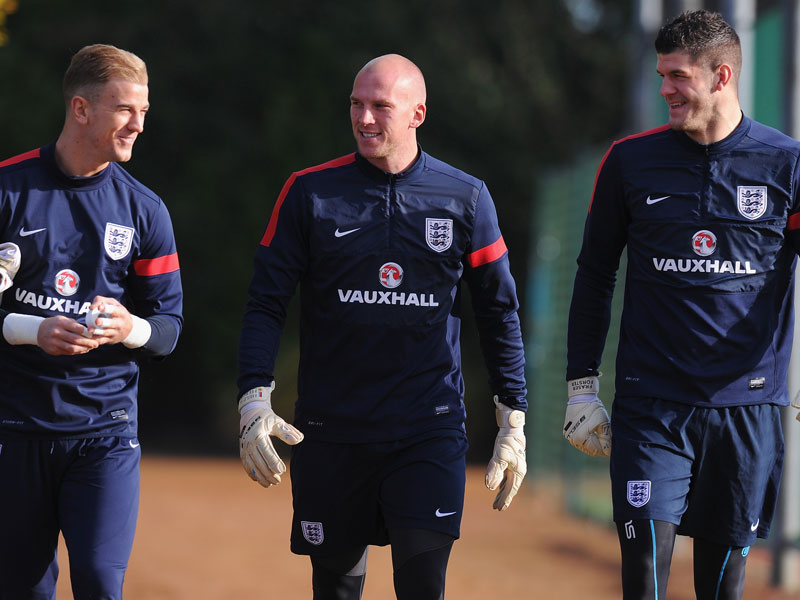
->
[568,376,599,398]
[238,384,275,413]
[3,313,45,345]
[494,395,525,429]
[122,314,152,348]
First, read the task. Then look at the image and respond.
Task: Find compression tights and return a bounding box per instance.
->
[617,520,749,599]
[310,528,454,600]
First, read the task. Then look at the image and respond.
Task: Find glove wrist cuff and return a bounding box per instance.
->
[494,395,525,428]
[238,384,274,413]
[568,376,599,398]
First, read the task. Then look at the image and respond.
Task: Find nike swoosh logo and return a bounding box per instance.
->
[129,440,140,448]
[334,227,361,238]
[20,227,46,237]
[645,195,670,205]
[750,519,759,532]
[435,508,457,518]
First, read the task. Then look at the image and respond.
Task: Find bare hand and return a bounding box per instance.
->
[38,316,99,355]
[86,296,133,345]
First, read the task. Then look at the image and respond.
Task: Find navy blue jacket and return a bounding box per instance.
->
[238,150,526,442]
[568,117,800,406]
[0,144,183,437]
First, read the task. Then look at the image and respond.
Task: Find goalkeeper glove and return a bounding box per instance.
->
[485,397,527,511]
[0,242,20,295]
[238,382,304,487]
[563,376,611,457]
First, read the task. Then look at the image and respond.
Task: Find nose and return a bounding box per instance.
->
[659,78,675,98]
[128,110,145,133]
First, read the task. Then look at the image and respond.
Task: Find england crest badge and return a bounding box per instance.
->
[104,223,135,260]
[737,186,767,220]
[301,521,324,545]
[426,218,453,252]
[627,480,651,508]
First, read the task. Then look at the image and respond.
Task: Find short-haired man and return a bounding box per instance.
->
[0,44,183,598]
[563,10,800,599]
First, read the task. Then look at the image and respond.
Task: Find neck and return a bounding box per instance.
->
[54,132,108,177]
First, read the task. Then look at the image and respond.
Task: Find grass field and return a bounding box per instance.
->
[52,456,800,599]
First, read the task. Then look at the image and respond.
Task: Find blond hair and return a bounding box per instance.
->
[63,44,148,104]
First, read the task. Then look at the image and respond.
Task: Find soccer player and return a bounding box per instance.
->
[237,54,527,599]
[563,9,800,600]
[0,44,183,599]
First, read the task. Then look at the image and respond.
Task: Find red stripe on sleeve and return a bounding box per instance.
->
[260,154,357,247]
[0,148,41,168]
[467,236,508,268]
[133,253,180,276]
[589,125,671,213]
[789,213,800,230]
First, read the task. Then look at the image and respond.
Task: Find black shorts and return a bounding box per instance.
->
[610,397,784,546]
[289,429,468,556]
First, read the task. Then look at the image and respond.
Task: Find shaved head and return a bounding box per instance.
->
[350,54,427,173]
[355,54,427,106]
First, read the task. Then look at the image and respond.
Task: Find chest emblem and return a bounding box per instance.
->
[691,230,717,256]
[737,186,767,220]
[54,269,80,296]
[104,223,135,260]
[379,262,403,289]
[426,218,453,253]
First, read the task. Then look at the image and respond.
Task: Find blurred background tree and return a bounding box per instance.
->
[0,0,632,458]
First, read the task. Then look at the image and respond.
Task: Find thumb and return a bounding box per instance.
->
[271,418,304,445]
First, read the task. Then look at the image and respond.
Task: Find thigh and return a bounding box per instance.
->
[290,440,384,556]
[59,436,140,598]
[610,398,695,525]
[680,404,783,546]
[0,439,61,599]
[380,430,468,539]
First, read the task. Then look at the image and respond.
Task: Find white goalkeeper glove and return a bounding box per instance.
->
[563,376,611,457]
[238,383,304,487]
[0,242,21,295]
[485,397,527,511]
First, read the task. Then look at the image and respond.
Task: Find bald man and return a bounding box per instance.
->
[236,54,527,600]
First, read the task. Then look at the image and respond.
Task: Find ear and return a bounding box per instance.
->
[70,95,91,125]
[714,64,733,91]
[409,102,426,129]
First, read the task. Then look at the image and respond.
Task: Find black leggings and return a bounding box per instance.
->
[310,528,454,600]
[616,519,749,599]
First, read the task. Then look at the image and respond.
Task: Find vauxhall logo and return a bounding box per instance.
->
[652,229,756,274]
[337,261,439,307]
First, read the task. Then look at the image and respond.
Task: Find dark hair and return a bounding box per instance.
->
[655,10,741,77]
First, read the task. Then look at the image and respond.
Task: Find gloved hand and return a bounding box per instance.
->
[0,242,21,294]
[485,397,527,511]
[238,382,304,487]
[792,391,800,423]
[563,376,611,457]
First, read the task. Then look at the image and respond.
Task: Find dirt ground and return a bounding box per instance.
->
[54,456,799,599]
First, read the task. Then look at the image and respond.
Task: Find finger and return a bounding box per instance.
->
[485,458,506,491]
[246,450,282,486]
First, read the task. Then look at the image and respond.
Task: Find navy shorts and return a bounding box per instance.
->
[0,436,141,599]
[610,398,784,546]
[289,429,468,556]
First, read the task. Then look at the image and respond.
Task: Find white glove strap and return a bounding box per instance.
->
[238,384,275,413]
[122,314,152,348]
[568,376,599,398]
[3,313,44,345]
[494,396,525,429]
